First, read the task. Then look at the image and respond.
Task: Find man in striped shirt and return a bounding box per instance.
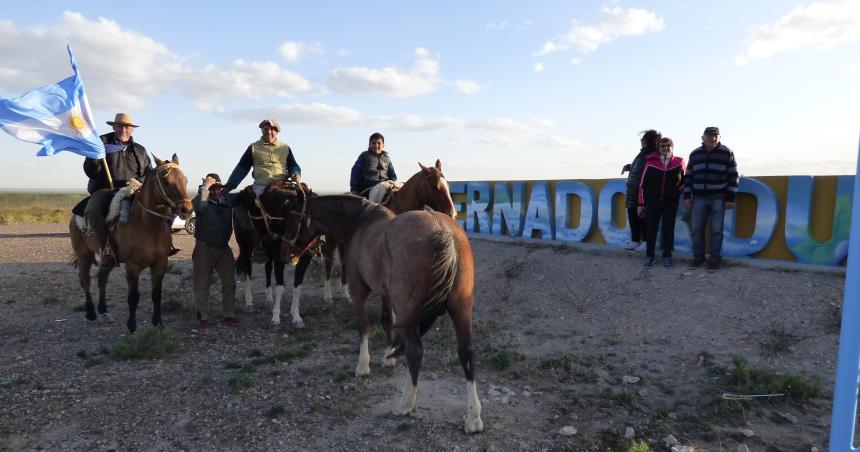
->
[683,126,739,271]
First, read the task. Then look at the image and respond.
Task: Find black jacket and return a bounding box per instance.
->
[83,133,151,193]
[349,150,397,194]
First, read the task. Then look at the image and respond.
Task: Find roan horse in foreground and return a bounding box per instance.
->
[282,195,483,433]
[69,154,192,332]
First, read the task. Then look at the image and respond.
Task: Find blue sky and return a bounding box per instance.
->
[0,1,858,193]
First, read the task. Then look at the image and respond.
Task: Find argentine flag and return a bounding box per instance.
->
[0,45,105,159]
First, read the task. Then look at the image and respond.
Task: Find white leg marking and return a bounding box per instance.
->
[265,285,274,304]
[270,285,285,325]
[323,279,334,304]
[98,312,114,323]
[382,347,396,368]
[394,373,417,415]
[355,334,371,377]
[290,285,305,329]
[244,275,253,308]
[464,380,484,433]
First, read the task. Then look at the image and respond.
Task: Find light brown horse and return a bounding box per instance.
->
[282,195,483,433]
[69,154,192,332]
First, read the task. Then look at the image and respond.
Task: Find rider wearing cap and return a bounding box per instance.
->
[223,119,302,196]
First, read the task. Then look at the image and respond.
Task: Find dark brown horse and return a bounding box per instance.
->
[70,154,192,332]
[282,195,483,433]
[233,181,312,327]
[310,159,456,305]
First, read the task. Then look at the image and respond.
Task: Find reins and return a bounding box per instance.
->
[138,163,191,220]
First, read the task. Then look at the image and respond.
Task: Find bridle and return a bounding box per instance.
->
[140,163,191,220]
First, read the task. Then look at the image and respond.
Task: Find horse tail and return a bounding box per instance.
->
[395,225,458,330]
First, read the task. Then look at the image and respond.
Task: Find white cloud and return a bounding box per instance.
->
[485,20,509,31]
[536,6,664,55]
[0,12,315,111]
[534,62,545,73]
[326,47,441,97]
[570,58,581,65]
[179,60,312,109]
[453,79,483,94]
[736,0,860,65]
[534,134,586,150]
[335,48,352,57]
[219,104,554,136]
[221,102,362,127]
[0,12,183,109]
[278,41,325,64]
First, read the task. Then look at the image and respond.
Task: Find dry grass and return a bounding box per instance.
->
[0,192,85,225]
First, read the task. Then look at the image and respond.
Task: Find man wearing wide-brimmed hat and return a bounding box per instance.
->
[82,113,178,256]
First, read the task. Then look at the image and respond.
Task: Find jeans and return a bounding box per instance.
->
[691,195,726,261]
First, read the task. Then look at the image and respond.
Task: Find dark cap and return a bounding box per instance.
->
[205,173,221,182]
[259,118,281,132]
[703,126,720,136]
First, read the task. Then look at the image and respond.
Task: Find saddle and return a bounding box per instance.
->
[367,180,403,205]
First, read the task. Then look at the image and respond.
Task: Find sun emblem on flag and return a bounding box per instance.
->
[66,109,91,136]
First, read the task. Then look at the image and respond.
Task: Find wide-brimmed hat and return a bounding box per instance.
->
[106,113,139,128]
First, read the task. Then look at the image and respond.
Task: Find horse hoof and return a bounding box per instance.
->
[382,357,396,368]
[97,313,114,323]
[292,319,305,329]
[392,406,414,416]
[323,295,334,305]
[85,312,97,322]
[271,318,281,326]
[464,416,484,434]
[354,366,370,378]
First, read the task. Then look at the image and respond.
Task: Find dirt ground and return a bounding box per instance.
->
[0,223,846,451]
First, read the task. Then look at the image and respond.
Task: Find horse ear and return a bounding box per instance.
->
[171,153,179,165]
[435,159,442,171]
[418,162,429,172]
[153,155,164,167]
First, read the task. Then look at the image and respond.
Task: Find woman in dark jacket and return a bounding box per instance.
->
[622,129,661,250]
[638,137,686,268]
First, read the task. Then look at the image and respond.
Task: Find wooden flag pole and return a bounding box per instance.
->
[101,157,114,190]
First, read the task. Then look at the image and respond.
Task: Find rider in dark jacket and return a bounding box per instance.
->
[349,132,397,197]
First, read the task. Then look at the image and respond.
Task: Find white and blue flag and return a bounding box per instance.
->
[0,45,105,159]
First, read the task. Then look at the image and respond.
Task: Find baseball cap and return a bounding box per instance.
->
[259,118,281,132]
[703,126,720,136]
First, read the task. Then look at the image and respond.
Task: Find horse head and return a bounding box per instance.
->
[417,159,456,218]
[148,154,192,220]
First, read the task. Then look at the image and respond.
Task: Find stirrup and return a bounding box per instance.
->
[169,246,181,256]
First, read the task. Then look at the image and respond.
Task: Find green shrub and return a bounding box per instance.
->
[228,373,253,391]
[112,327,179,360]
[628,440,652,452]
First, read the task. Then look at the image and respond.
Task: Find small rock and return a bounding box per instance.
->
[737,444,750,452]
[559,426,577,436]
[777,411,799,424]
[622,375,640,384]
[671,447,695,452]
[624,427,634,439]
[740,428,754,437]
[501,396,510,404]
[811,448,819,452]
[663,435,680,448]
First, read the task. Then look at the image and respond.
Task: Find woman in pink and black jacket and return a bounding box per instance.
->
[637,137,686,268]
